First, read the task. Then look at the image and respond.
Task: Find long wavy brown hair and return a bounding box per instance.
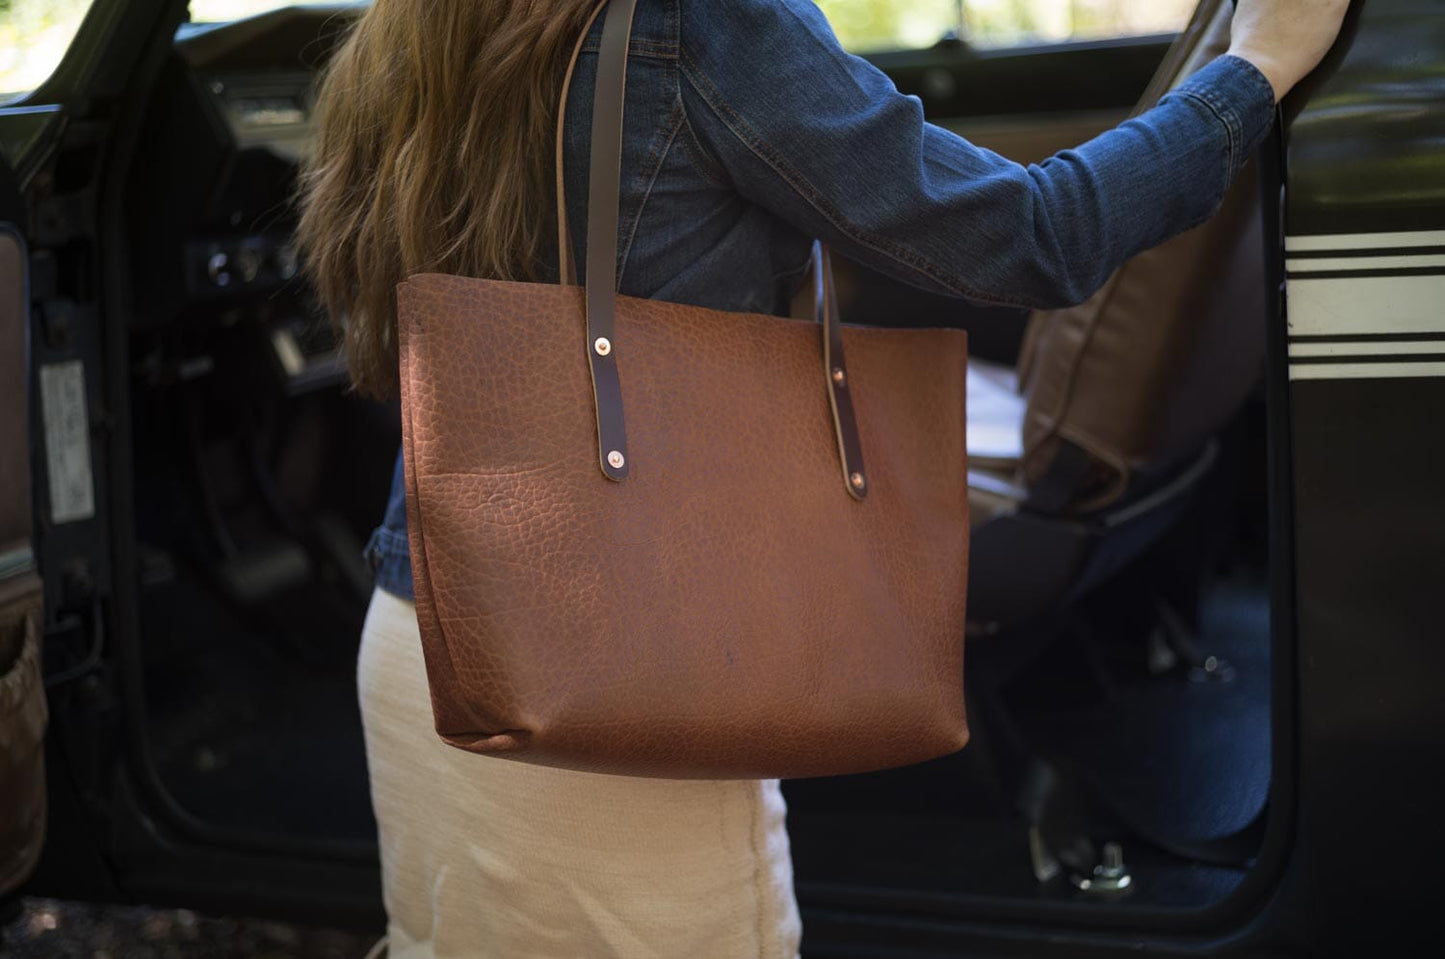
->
[296,0,598,398]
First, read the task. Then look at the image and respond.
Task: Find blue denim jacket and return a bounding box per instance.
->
[365,0,1275,600]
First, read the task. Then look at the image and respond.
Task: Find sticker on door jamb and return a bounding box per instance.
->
[39,359,96,524]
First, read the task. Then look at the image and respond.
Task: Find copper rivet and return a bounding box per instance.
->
[594,337,612,357]
[831,367,846,387]
[607,450,625,469]
[850,472,866,490]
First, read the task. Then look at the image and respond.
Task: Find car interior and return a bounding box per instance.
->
[29,0,1285,935]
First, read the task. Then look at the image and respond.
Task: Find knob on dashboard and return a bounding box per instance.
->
[206,251,232,288]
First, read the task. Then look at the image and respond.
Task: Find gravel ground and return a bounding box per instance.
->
[1,899,383,959]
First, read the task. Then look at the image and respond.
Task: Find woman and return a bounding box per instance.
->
[297,1,1346,955]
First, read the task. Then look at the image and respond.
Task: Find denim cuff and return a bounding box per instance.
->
[364,525,416,601]
[1172,54,1277,181]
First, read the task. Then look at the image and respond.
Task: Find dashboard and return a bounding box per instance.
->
[175,5,362,162]
[126,5,364,390]
[127,2,1148,373]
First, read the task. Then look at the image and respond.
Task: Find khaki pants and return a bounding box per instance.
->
[358,587,803,958]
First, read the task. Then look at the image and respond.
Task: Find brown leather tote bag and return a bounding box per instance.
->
[397,0,970,779]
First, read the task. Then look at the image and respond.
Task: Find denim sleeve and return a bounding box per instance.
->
[677,0,1275,310]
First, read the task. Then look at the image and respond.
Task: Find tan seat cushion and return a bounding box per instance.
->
[1015,0,1266,513]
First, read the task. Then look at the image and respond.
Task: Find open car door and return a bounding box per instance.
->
[2,0,387,925]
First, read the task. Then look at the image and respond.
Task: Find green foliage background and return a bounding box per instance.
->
[817,0,1193,51]
[2,0,93,96]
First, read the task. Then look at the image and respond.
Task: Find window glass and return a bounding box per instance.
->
[964,0,1194,48]
[815,0,1196,53]
[814,0,962,52]
[0,0,95,100]
[189,1,358,22]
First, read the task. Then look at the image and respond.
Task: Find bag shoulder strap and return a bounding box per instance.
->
[555,0,866,497]
[550,0,636,481]
[555,3,608,287]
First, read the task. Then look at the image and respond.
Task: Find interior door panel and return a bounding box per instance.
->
[947,110,1125,165]
[0,220,46,900]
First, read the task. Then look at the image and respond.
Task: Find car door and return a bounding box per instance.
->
[0,0,100,908]
[1275,0,1445,950]
[2,0,388,927]
[1,0,156,912]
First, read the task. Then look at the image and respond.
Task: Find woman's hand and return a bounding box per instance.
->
[1228,0,1353,102]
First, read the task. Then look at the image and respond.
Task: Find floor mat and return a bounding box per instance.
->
[140,556,377,843]
[1007,576,1272,844]
[785,576,1269,910]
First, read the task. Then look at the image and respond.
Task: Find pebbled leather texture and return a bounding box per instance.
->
[398,276,970,779]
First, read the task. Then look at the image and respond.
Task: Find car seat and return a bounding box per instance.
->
[964,0,1267,633]
[954,0,1274,887]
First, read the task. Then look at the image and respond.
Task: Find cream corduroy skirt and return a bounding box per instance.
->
[357,586,803,958]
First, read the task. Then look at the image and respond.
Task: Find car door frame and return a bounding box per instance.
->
[5,0,385,927]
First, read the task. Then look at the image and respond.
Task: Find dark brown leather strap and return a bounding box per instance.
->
[814,243,867,499]
[581,0,637,481]
[556,2,608,286]
[557,0,864,495]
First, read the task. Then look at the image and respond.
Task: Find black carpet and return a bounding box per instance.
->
[1009,576,1272,844]
[785,575,1271,911]
[139,556,377,843]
